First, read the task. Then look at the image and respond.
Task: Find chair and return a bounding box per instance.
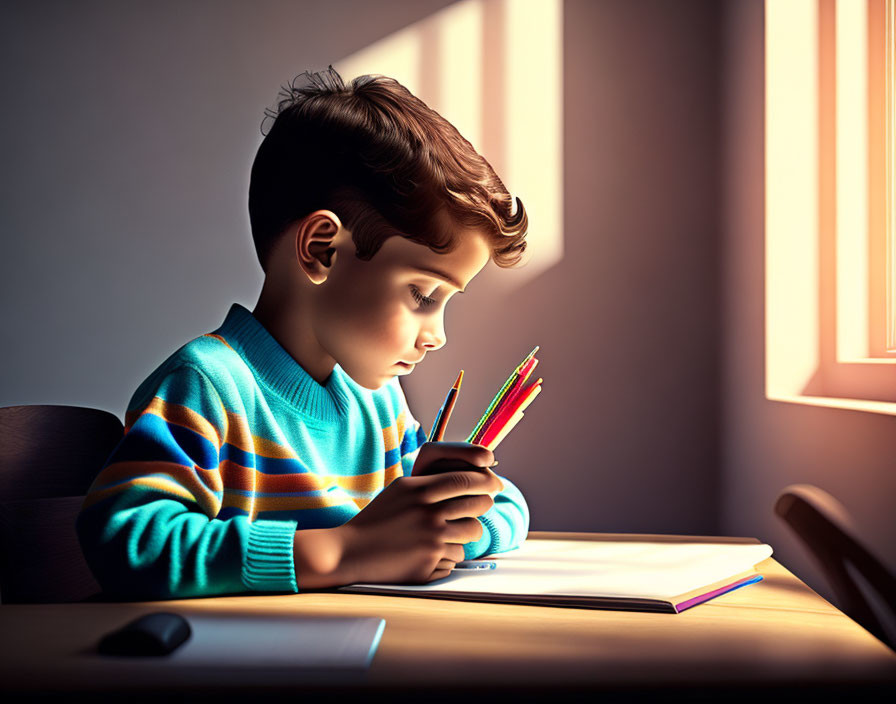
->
[775,484,896,651]
[0,405,124,603]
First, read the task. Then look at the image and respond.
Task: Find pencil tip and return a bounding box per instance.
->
[454,370,464,388]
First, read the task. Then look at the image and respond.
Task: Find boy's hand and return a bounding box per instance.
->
[412,441,504,498]
[331,444,503,586]
[292,443,504,589]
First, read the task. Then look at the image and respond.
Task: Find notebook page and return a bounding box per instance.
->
[350,540,773,600]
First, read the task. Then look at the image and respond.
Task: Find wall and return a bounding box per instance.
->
[1,0,724,536]
[0,0,456,410]
[720,0,896,604]
[406,0,724,535]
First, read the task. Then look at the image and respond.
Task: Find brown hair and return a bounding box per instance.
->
[248,66,527,273]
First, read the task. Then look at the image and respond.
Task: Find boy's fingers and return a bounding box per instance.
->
[435,557,457,571]
[416,470,503,504]
[445,543,465,563]
[428,569,452,582]
[414,442,494,472]
[434,494,494,521]
[441,517,484,544]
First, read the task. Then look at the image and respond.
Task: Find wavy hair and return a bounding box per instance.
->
[248,66,528,272]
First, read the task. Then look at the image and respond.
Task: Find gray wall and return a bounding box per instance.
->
[1,0,722,538]
[12,0,889,607]
[0,0,456,410]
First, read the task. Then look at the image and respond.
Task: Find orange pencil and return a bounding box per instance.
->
[429,370,464,442]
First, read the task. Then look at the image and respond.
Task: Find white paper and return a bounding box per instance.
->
[350,539,773,600]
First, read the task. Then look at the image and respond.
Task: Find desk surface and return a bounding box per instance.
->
[2,532,895,698]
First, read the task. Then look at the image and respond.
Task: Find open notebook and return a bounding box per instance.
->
[340,538,773,613]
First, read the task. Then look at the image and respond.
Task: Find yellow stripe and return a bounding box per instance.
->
[221,491,352,513]
[81,476,200,511]
[330,464,403,493]
[381,410,410,453]
[90,460,224,512]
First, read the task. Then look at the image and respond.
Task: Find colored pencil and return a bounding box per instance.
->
[480,379,543,449]
[467,346,539,443]
[485,377,542,441]
[429,370,464,442]
[472,356,539,445]
[483,383,543,450]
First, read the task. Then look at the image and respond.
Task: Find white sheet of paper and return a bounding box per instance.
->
[351,540,773,600]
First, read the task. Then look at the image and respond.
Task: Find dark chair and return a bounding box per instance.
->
[0,405,123,603]
[775,484,896,651]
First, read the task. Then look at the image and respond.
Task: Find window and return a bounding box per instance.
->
[766,0,896,415]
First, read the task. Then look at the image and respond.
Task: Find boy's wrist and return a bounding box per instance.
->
[292,526,352,589]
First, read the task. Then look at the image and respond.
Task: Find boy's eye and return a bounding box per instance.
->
[409,285,437,308]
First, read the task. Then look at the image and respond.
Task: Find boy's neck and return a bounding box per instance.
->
[251,282,336,387]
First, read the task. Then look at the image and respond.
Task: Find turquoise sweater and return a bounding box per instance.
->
[76,303,529,599]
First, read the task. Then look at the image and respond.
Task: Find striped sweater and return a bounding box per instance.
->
[76,303,529,599]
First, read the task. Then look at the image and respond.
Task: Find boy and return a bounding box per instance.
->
[76,66,530,600]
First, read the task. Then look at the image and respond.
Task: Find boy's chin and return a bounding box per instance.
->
[343,367,395,391]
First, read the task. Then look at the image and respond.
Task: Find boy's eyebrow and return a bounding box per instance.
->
[411,266,466,293]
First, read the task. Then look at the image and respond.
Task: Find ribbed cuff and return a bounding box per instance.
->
[242,519,298,593]
[463,514,499,560]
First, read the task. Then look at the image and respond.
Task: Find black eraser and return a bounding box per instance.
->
[98,611,191,656]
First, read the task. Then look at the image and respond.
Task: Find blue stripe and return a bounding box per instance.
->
[222,487,343,498]
[253,505,359,529]
[400,425,426,455]
[115,414,219,469]
[383,446,400,467]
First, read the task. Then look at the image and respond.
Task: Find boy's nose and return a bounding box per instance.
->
[417,324,446,352]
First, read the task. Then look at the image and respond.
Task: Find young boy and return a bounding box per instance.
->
[76,66,530,600]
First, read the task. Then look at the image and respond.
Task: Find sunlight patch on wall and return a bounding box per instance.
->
[836,0,869,362]
[334,0,563,291]
[766,0,820,398]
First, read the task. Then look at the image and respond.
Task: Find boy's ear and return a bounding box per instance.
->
[294,210,341,285]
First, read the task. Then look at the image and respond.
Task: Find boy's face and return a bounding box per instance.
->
[311,220,491,390]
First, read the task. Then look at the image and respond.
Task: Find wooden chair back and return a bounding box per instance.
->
[775,484,896,651]
[0,405,123,603]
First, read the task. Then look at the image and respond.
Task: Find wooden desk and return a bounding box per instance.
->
[2,532,894,700]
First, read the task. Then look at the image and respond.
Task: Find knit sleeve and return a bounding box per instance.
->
[76,364,297,600]
[461,474,530,560]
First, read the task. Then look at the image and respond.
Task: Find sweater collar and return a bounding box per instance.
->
[213,303,353,422]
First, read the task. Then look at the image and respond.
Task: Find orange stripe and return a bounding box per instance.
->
[81,475,199,511]
[220,460,334,494]
[382,409,411,453]
[127,400,300,463]
[203,333,234,350]
[90,461,222,514]
[144,397,222,446]
[217,410,301,460]
[221,491,351,514]
[330,463,404,493]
